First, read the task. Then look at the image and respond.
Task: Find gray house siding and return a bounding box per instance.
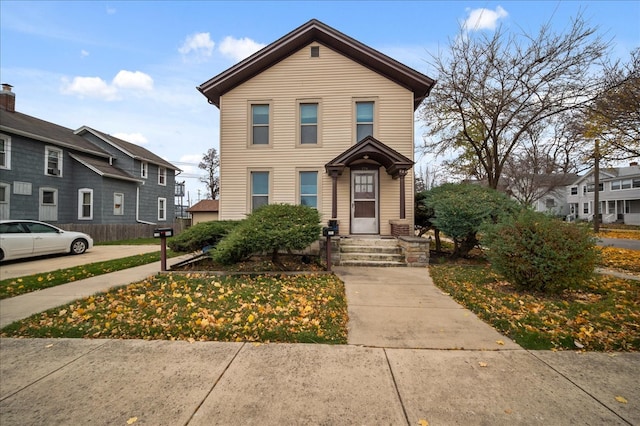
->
[99,178,138,224]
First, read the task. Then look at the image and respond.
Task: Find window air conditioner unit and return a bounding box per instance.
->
[49,168,60,176]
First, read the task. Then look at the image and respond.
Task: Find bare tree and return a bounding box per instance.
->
[582,48,640,161]
[420,14,611,189]
[198,148,220,199]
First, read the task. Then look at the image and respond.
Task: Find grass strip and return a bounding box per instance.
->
[429,263,639,351]
[0,250,180,300]
[0,273,349,344]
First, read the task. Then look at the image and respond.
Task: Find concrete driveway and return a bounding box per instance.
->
[0,245,161,281]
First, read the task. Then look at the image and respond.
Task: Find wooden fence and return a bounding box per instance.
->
[58,220,189,244]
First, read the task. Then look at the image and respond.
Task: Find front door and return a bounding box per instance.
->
[351,170,378,234]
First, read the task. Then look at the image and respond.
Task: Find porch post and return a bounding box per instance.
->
[331,170,339,219]
[399,169,407,219]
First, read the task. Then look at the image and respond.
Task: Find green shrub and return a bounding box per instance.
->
[212,204,322,265]
[483,210,599,293]
[424,183,521,257]
[167,220,241,253]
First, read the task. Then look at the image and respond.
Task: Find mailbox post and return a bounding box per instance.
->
[322,220,339,272]
[153,227,173,271]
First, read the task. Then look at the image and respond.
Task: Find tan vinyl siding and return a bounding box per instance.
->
[219,42,415,233]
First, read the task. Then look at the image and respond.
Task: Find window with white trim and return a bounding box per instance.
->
[0,182,9,220]
[583,202,589,214]
[0,134,10,169]
[114,193,124,215]
[570,186,578,195]
[158,197,167,221]
[141,162,148,179]
[78,188,93,220]
[45,146,62,176]
[158,167,166,186]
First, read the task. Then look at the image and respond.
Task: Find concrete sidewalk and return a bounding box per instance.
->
[1,264,639,424]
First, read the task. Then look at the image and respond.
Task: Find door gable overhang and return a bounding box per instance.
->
[325,136,414,178]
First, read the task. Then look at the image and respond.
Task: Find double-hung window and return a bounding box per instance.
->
[141,162,148,179]
[45,146,62,176]
[251,104,270,145]
[299,171,318,208]
[356,101,374,142]
[158,198,167,221]
[0,134,10,169]
[300,103,318,144]
[78,188,93,220]
[114,193,124,215]
[251,171,269,211]
[158,167,166,186]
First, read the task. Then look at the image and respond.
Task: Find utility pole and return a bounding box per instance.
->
[593,139,600,233]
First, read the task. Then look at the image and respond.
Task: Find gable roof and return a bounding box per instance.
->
[572,166,640,185]
[0,109,111,158]
[187,199,219,213]
[325,136,414,178]
[198,19,435,110]
[69,153,142,183]
[75,126,180,171]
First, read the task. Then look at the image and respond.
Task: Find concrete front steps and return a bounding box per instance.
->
[339,237,406,267]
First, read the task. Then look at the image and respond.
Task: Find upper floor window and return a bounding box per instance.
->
[300,103,318,144]
[251,104,270,145]
[570,186,578,195]
[158,167,167,186]
[158,197,167,221]
[0,134,10,169]
[611,178,637,190]
[299,171,318,208]
[545,198,556,208]
[45,146,62,177]
[356,101,374,142]
[586,183,603,192]
[78,188,93,220]
[251,171,269,211]
[141,162,148,179]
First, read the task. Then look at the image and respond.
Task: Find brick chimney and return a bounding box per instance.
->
[0,84,16,112]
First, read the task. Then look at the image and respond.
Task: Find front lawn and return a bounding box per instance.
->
[0,250,180,300]
[0,273,349,344]
[429,262,639,351]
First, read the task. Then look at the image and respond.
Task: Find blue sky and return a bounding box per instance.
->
[2,1,639,203]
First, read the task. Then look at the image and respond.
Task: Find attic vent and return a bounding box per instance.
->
[310,46,319,57]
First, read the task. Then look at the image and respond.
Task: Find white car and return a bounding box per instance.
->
[0,220,94,262]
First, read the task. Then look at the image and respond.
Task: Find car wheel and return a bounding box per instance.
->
[0,249,4,262]
[71,239,88,255]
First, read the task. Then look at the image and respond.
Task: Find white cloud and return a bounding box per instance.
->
[113,70,154,91]
[61,70,153,101]
[218,36,265,62]
[80,49,89,57]
[61,76,119,100]
[463,6,508,31]
[112,132,148,145]
[106,7,116,15]
[179,32,215,58]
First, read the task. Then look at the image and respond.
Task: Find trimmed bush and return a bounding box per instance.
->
[212,204,321,265]
[424,183,521,258]
[483,209,599,293]
[167,220,241,253]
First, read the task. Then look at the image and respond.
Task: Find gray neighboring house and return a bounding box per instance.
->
[0,84,179,225]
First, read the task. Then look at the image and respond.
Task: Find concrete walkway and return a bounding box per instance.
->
[1,262,639,425]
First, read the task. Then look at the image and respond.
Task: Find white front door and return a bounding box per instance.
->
[351,170,378,234]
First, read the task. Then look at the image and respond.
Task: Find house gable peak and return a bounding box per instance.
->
[197,19,435,110]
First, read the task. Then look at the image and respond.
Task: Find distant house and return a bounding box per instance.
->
[197,19,435,237]
[507,173,580,216]
[566,164,640,225]
[187,199,219,225]
[0,84,179,225]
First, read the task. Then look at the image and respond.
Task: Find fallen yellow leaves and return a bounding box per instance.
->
[597,246,640,274]
[0,273,349,344]
[615,396,628,404]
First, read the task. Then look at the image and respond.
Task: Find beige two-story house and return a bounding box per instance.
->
[197,19,435,238]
